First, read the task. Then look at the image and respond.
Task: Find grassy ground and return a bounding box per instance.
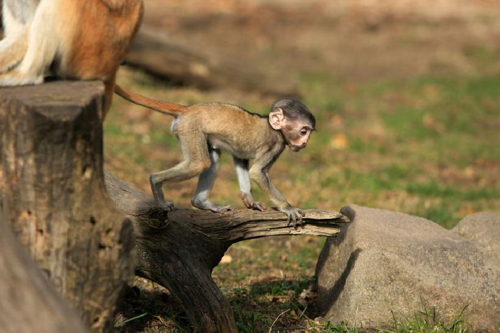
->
[109,67,500,332]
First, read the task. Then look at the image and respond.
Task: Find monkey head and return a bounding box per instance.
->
[269,98,316,152]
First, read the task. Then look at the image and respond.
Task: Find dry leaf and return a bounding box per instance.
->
[422,114,444,134]
[219,254,232,264]
[133,122,151,135]
[330,114,343,129]
[464,166,475,178]
[330,133,348,149]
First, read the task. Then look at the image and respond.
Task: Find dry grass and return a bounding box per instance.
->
[109,65,499,332]
[110,3,499,330]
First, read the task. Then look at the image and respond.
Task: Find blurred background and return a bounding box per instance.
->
[111,0,500,223]
[10,0,494,330]
[110,1,500,330]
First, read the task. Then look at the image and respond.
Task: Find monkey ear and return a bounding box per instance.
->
[269,108,285,130]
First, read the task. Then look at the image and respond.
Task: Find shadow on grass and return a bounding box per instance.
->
[229,277,320,332]
[115,286,192,332]
[116,276,320,333]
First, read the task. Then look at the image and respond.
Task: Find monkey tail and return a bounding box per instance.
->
[114,85,188,116]
[0,25,30,73]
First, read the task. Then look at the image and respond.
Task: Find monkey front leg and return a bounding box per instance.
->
[233,157,267,211]
[249,165,305,227]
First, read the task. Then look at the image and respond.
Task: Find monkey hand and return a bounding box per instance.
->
[241,192,267,211]
[279,205,305,228]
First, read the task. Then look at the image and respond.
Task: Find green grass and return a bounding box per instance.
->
[310,306,470,333]
[298,75,500,225]
[385,306,470,333]
[109,68,499,332]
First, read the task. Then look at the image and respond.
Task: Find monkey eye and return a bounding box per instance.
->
[300,128,309,136]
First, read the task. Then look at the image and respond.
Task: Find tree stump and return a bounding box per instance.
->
[0,81,135,332]
[0,213,86,333]
[105,172,350,332]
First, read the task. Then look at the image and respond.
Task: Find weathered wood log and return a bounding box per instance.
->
[0,81,135,332]
[125,27,299,97]
[105,171,350,332]
[0,213,87,333]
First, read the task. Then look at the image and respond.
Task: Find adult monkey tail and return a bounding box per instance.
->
[0,22,30,73]
[114,85,188,116]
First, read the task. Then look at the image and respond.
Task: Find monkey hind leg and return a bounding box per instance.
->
[150,131,212,210]
[151,160,212,210]
[150,174,175,210]
[191,148,232,213]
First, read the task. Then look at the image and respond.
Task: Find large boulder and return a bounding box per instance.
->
[315,205,499,331]
[452,212,500,264]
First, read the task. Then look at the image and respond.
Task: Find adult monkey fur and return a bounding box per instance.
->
[115,86,316,226]
[0,0,143,114]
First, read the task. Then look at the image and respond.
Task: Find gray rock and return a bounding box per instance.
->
[452,212,500,264]
[315,205,500,331]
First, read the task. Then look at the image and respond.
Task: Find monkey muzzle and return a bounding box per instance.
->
[290,145,305,152]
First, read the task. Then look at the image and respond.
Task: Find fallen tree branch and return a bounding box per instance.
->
[124,28,299,97]
[105,171,350,332]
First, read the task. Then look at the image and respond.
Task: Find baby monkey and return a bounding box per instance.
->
[115,86,316,225]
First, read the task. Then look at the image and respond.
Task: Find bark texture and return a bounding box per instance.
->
[0,214,87,333]
[105,172,350,332]
[0,81,135,332]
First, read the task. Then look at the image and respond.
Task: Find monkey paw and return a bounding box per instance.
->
[280,206,305,228]
[210,205,233,213]
[251,201,267,212]
[244,200,267,212]
[241,195,267,211]
[192,198,232,213]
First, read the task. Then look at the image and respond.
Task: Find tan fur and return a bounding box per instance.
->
[61,0,143,81]
[115,87,315,226]
[0,0,143,117]
[60,0,143,116]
